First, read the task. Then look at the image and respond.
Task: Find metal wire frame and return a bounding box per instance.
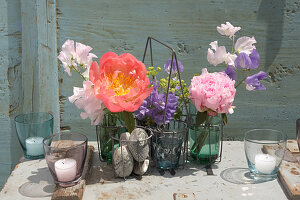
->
[141,36,190,174]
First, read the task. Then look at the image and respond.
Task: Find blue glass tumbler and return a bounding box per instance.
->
[15,112,54,159]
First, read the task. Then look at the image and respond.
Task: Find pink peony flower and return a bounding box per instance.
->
[217,22,241,38]
[189,68,236,116]
[69,81,104,125]
[89,52,153,113]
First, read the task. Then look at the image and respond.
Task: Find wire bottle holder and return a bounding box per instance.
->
[141,36,190,175]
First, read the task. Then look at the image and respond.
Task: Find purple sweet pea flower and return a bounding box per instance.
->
[134,80,179,125]
[164,58,184,74]
[245,71,268,91]
[225,65,237,81]
[235,49,260,69]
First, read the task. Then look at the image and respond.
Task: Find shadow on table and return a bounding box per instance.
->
[18,167,55,198]
[87,150,220,185]
[220,167,275,184]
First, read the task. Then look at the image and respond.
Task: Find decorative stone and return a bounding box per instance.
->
[128,128,149,162]
[133,159,149,175]
[119,132,130,146]
[113,146,134,178]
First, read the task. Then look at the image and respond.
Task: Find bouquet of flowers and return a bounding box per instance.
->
[189,22,268,157]
[57,40,153,133]
[134,58,189,126]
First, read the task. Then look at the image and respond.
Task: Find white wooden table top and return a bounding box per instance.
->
[0,141,288,200]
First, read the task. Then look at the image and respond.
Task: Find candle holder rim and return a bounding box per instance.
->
[43,132,87,150]
[244,129,287,144]
[14,112,54,124]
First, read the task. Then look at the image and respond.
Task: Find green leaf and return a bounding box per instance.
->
[196,111,207,128]
[221,113,228,125]
[121,111,135,133]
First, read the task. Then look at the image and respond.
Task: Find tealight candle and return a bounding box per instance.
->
[54,158,77,182]
[25,137,44,156]
[255,154,276,174]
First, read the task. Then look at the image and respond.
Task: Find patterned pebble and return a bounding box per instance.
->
[119,132,130,146]
[113,146,134,178]
[133,159,150,175]
[128,128,149,162]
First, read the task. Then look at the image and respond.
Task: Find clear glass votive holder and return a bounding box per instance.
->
[15,112,54,159]
[244,129,287,180]
[43,132,87,187]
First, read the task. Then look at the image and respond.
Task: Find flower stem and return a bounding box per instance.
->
[231,35,235,54]
[70,65,87,81]
[235,77,246,88]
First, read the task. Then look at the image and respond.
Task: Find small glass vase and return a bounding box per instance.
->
[96,113,126,163]
[43,132,87,187]
[188,103,223,164]
[152,121,188,171]
[244,129,286,180]
[15,112,53,159]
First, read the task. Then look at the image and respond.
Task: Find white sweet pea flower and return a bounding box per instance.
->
[57,40,77,76]
[235,36,257,55]
[217,22,241,38]
[207,41,227,66]
[224,53,237,66]
[69,81,104,125]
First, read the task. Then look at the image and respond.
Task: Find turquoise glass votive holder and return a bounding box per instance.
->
[15,112,54,159]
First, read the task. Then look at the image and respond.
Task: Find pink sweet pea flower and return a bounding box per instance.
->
[69,81,104,125]
[189,68,236,116]
[217,22,241,38]
[90,52,153,113]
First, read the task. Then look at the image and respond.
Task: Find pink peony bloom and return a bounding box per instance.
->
[89,52,153,113]
[189,68,236,116]
[235,36,256,55]
[69,81,104,125]
[217,22,241,38]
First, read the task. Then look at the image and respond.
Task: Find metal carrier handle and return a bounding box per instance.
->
[142,36,190,128]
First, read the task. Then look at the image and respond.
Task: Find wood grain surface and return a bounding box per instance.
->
[57,0,300,140]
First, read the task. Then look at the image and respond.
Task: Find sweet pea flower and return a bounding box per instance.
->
[235,49,260,69]
[189,68,236,116]
[207,41,227,66]
[225,65,237,81]
[58,40,97,77]
[57,40,77,76]
[217,22,241,38]
[69,81,104,125]
[245,71,268,91]
[164,58,184,74]
[90,52,153,113]
[235,36,257,55]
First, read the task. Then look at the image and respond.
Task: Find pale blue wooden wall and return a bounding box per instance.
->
[0,0,300,189]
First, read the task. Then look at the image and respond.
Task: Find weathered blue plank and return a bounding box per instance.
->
[57,0,300,140]
[21,0,59,132]
[0,0,23,189]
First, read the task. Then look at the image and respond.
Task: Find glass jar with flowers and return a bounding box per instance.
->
[57,41,153,167]
[134,37,190,173]
[189,22,268,164]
